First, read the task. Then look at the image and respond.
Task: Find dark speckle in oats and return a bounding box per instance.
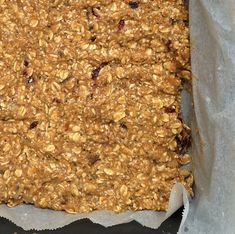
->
[52,97,62,104]
[24,60,29,67]
[120,122,128,130]
[87,154,100,166]
[118,19,125,31]
[90,35,97,42]
[164,105,176,113]
[91,7,100,18]
[91,67,101,80]
[29,121,39,130]
[22,69,28,77]
[128,1,139,9]
[27,76,35,84]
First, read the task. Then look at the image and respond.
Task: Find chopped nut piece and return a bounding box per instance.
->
[84,183,97,192]
[44,145,56,152]
[30,19,39,28]
[104,168,114,176]
[120,185,128,197]
[3,170,10,179]
[15,169,22,178]
[113,111,126,122]
[162,113,170,122]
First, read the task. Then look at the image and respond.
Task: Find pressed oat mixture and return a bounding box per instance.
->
[0,0,193,213]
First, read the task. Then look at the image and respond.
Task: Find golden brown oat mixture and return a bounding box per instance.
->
[0,0,192,213]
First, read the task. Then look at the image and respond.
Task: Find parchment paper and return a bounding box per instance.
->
[0,183,188,230]
[1,0,232,231]
[179,0,235,233]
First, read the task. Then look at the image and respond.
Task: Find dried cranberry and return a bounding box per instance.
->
[128,1,139,9]
[22,69,28,77]
[118,19,125,31]
[91,67,101,80]
[29,121,39,130]
[164,105,176,113]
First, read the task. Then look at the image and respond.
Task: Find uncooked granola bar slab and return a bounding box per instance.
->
[0,0,192,213]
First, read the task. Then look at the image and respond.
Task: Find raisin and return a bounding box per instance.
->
[164,105,176,113]
[165,40,172,51]
[87,154,100,166]
[24,60,29,67]
[29,121,39,130]
[128,1,139,9]
[118,19,125,31]
[91,67,101,80]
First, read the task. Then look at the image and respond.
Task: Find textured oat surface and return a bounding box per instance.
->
[0,0,192,213]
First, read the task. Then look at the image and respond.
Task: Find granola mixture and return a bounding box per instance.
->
[0,0,192,213]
